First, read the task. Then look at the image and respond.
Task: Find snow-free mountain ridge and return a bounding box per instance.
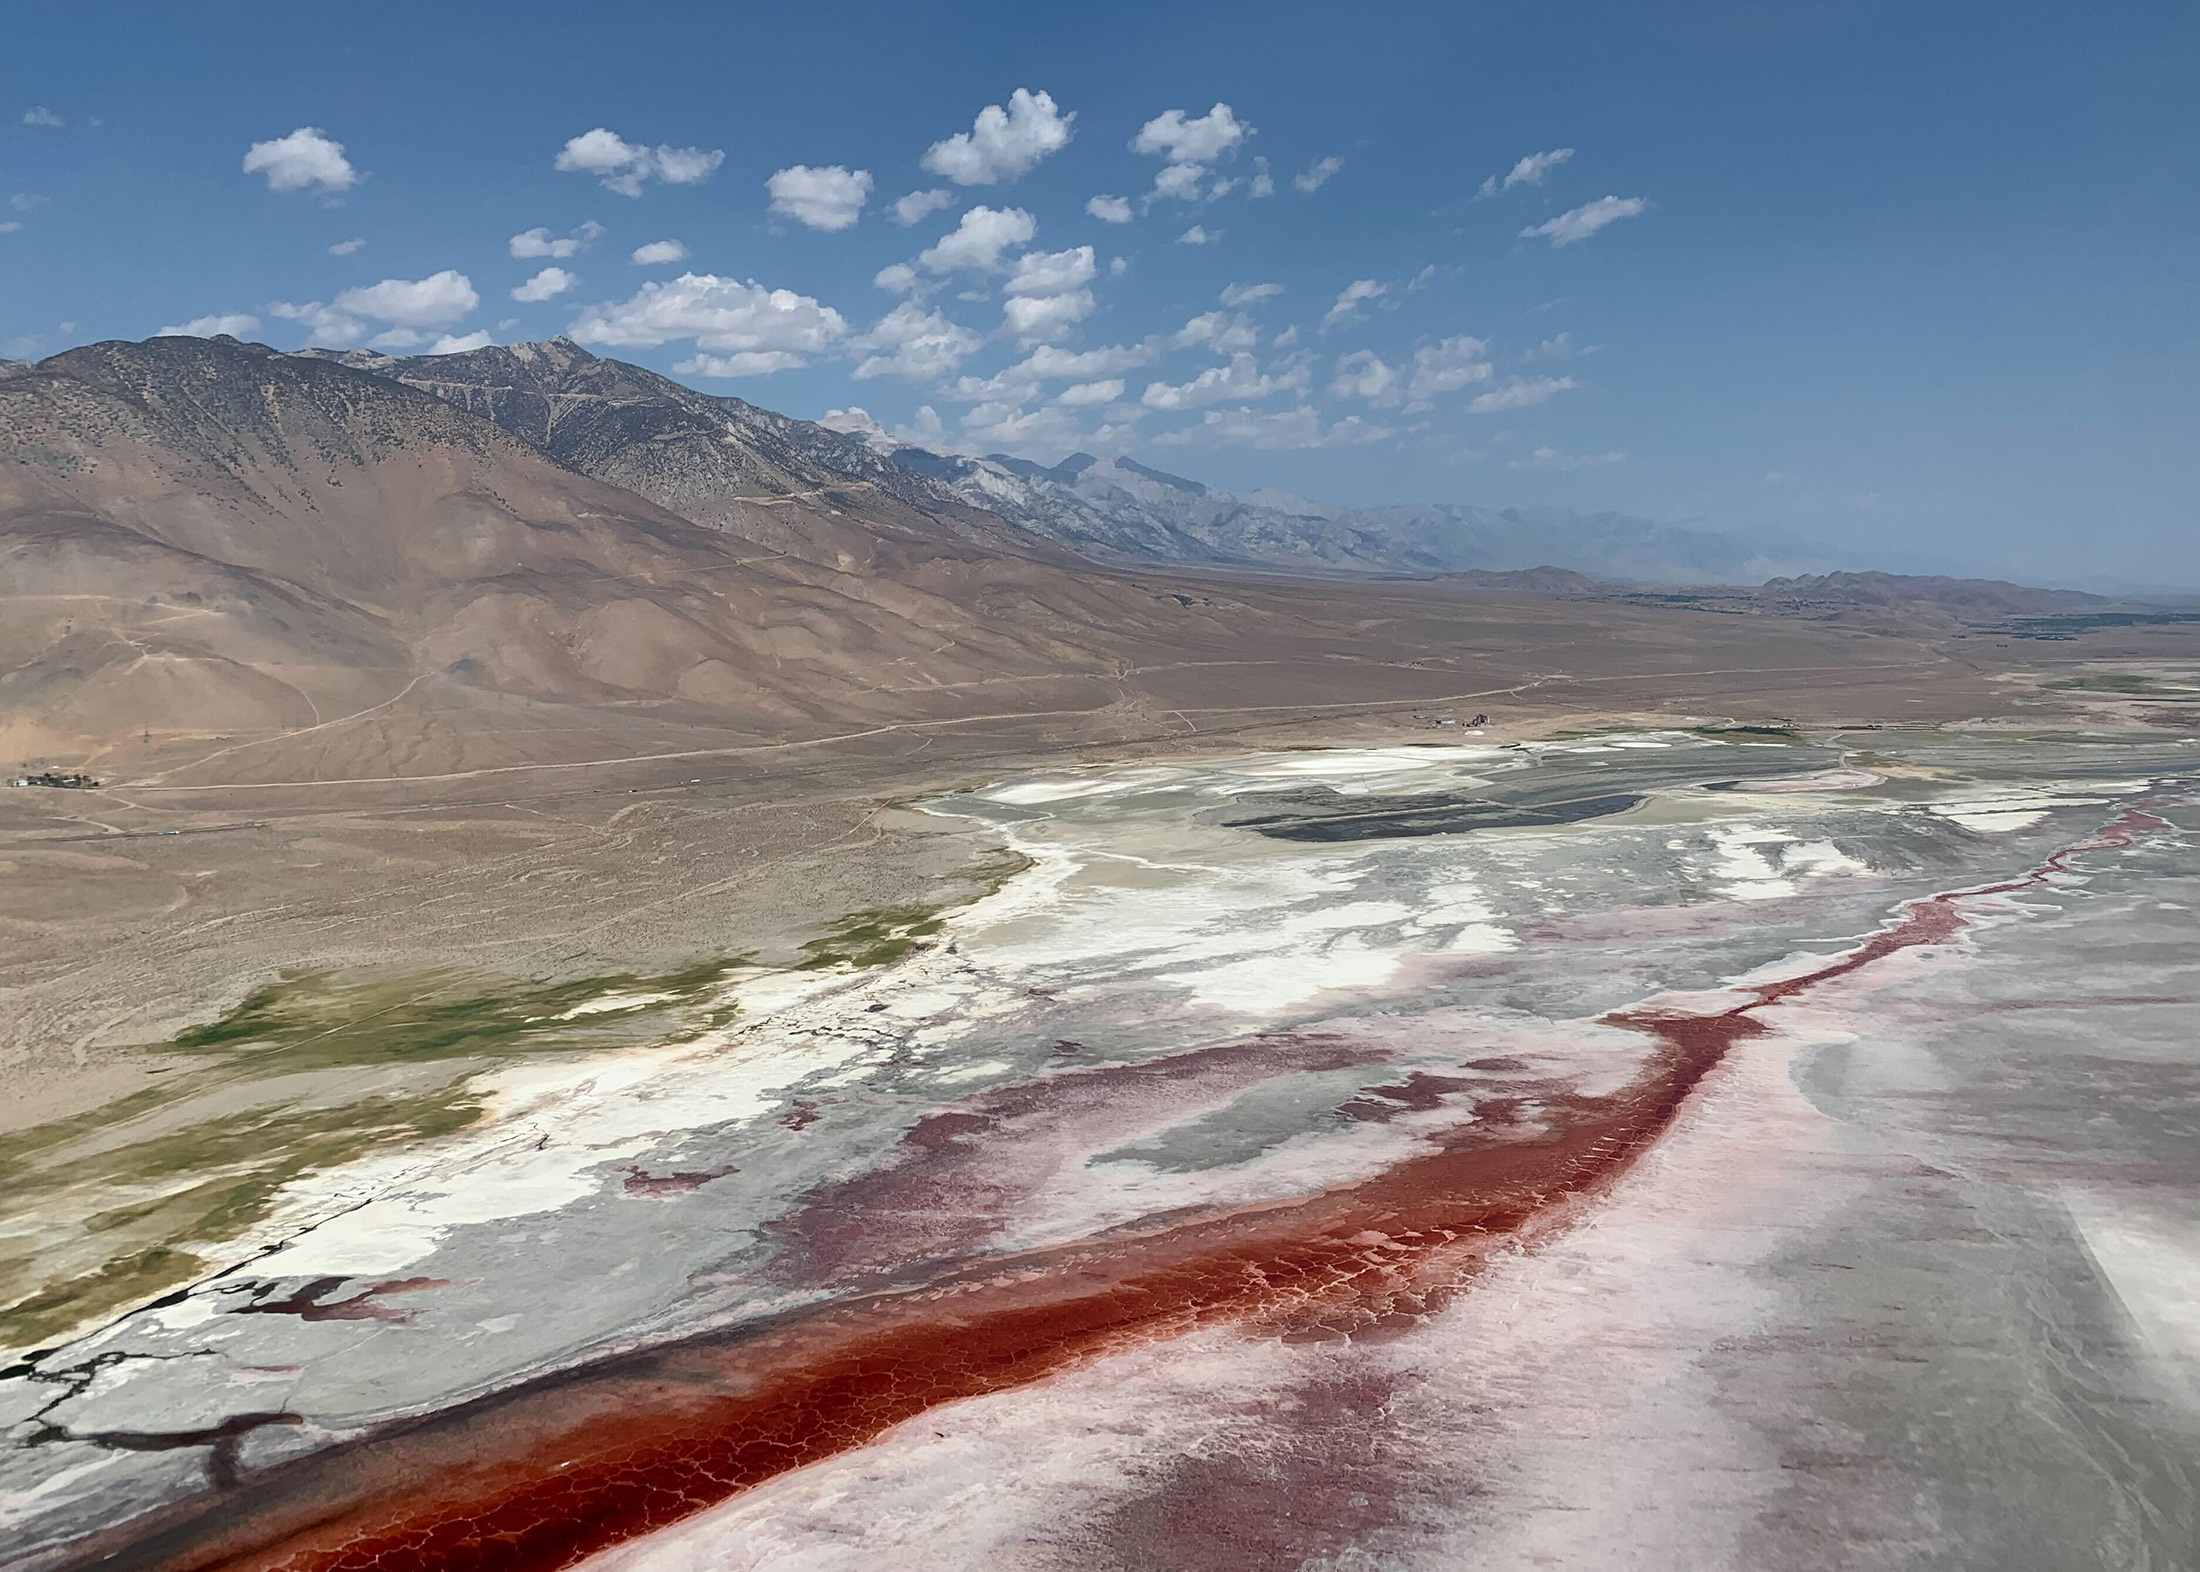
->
[317,338,1839,585]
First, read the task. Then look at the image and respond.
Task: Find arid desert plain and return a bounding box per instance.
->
[7,583,2200,1569]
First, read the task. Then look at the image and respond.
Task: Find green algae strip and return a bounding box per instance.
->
[0,955,752,1360]
[169,955,752,1070]
[793,846,1032,972]
[0,1088,482,1352]
[1689,723,1808,743]
[794,907,950,970]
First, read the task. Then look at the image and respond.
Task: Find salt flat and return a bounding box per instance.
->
[6,728,2194,1571]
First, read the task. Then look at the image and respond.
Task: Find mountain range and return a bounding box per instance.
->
[0,335,1207,765]
[313,339,1835,585]
[0,333,2131,771]
[860,440,1845,583]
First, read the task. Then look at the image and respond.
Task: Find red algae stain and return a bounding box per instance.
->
[71,809,2164,1572]
[764,1033,1382,1284]
[1076,1368,1416,1571]
[1337,1071,1486,1123]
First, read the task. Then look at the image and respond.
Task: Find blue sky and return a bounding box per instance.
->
[4,1,2194,583]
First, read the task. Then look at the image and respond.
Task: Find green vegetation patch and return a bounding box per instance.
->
[0,1085,481,1353]
[795,907,949,970]
[0,1248,203,1358]
[168,955,750,1071]
[0,844,1040,1355]
[0,953,752,1358]
[1692,724,1806,744]
[2043,673,2200,698]
[791,846,1031,972]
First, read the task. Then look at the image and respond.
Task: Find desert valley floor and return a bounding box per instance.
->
[4,707,2198,1571]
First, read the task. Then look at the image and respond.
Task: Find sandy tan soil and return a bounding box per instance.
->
[7,601,2193,1135]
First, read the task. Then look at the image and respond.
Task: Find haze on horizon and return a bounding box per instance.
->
[3,0,2193,586]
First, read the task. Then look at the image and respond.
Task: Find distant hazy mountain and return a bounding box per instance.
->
[1752,572,2104,617]
[840,433,1841,585]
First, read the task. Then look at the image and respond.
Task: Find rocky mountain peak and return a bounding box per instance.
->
[292,337,1056,566]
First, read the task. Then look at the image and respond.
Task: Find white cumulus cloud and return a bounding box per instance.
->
[555,128,724,197]
[1055,379,1123,406]
[1134,104,1252,210]
[567,273,846,375]
[337,271,479,328]
[1293,155,1344,193]
[852,302,983,382]
[917,205,1036,273]
[1407,336,1494,400]
[1086,195,1133,224]
[1005,245,1096,298]
[1177,225,1219,245]
[997,241,1099,342]
[328,237,365,256]
[679,351,810,377]
[1329,349,1397,403]
[1003,290,1095,344]
[873,262,919,295]
[1133,104,1251,165]
[631,239,688,265]
[1319,278,1387,334]
[1174,311,1258,353]
[768,164,873,231]
[1478,147,1575,199]
[1469,375,1575,413]
[430,331,494,355]
[940,340,1154,405]
[891,189,953,226]
[268,300,365,346]
[1152,405,1390,450]
[271,270,480,349]
[242,127,357,194]
[921,89,1075,186]
[1141,353,1283,411]
[1510,443,1621,469]
[1148,163,1206,205]
[23,107,63,128]
[1016,343,1153,381]
[1526,330,1594,360]
[1520,195,1648,246]
[511,267,577,303]
[510,221,604,259]
[157,313,261,339]
[819,406,888,439]
[957,398,1119,457]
